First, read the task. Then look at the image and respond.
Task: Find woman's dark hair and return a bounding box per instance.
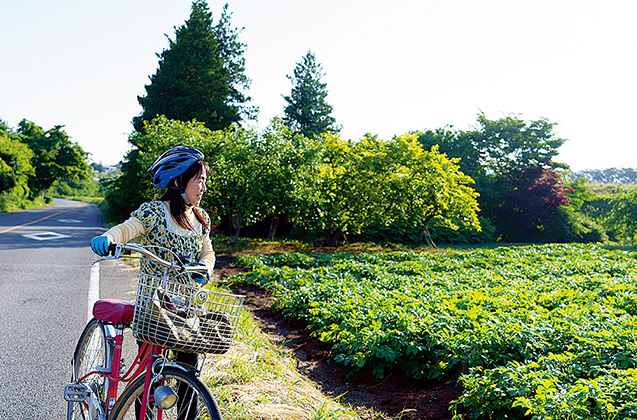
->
[159,160,210,232]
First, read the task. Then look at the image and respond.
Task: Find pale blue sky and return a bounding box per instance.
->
[1,0,635,171]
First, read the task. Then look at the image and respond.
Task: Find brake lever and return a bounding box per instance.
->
[91,243,123,265]
[91,255,117,265]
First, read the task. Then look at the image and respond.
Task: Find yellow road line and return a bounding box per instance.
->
[0,208,73,235]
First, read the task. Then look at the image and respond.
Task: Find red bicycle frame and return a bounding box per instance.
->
[75,322,166,417]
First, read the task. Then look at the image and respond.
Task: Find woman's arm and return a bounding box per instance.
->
[103,217,145,244]
[199,235,216,276]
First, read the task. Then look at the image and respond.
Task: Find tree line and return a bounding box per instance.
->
[573,167,637,185]
[0,120,92,212]
[107,110,617,247]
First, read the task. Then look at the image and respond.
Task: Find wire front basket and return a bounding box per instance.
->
[131,272,244,354]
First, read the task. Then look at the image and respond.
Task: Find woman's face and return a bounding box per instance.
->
[183,170,207,206]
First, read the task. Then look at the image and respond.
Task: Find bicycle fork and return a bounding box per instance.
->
[140,349,177,419]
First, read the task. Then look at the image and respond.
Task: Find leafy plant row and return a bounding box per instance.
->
[231,244,637,419]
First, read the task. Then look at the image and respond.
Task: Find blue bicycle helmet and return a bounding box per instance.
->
[148,145,205,189]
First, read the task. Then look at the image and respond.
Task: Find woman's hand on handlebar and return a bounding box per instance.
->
[91,242,208,278]
[91,235,112,256]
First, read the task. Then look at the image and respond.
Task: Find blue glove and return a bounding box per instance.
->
[192,260,210,284]
[191,274,206,285]
[91,235,111,256]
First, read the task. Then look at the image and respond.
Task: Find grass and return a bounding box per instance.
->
[200,237,400,419]
[56,195,105,205]
[200,306,375,420]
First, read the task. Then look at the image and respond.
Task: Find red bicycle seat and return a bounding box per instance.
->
[93,299,135,324]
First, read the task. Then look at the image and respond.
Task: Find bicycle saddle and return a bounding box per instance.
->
[93,299,135,324]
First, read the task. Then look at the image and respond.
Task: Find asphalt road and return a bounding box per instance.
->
[0,198,137,419]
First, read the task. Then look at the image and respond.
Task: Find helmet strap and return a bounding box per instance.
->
[181,192,192,207]
[171,175,192,207]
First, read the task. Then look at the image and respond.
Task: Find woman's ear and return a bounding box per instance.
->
[172,179,179,188]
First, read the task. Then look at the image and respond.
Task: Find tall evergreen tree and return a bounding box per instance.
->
[133,0,254,133]
[214,3,256,122]
[114,1,254,222]
[283,50,339,138]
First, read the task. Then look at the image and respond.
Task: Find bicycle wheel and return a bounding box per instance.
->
[69,317,111,420]
[109,365,222,420]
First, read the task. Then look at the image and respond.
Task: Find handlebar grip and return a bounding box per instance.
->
[108,242,117,256]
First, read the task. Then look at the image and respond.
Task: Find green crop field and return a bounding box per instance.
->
[232,244,637,419]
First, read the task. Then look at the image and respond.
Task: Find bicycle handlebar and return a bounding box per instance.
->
[92,243,209,276]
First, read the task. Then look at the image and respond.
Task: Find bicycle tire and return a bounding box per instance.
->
[109,365,222,420]
[69,317,111,420]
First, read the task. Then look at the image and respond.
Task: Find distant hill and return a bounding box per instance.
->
[573,167,637,184]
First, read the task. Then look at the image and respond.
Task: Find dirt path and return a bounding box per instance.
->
[215,253,462,420]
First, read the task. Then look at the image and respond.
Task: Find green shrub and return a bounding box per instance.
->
[541,206,607,243]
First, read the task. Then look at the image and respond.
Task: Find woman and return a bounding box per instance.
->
[90,145,215,368]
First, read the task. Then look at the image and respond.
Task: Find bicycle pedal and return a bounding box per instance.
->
[64,383,90,402]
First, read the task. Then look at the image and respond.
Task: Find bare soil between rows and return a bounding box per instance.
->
[215,253,462,420]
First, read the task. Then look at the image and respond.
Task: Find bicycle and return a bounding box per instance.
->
[64,243,244,420]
